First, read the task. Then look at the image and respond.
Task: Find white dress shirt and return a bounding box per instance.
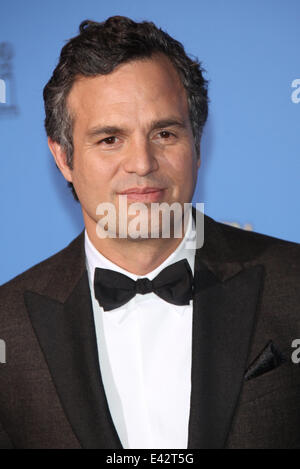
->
[85,212,196,449]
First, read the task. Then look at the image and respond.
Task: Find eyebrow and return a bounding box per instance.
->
[86,118,187,139]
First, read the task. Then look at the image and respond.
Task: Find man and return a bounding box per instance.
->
[0,16,299,449]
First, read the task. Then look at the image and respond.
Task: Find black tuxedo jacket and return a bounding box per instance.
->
[0,212,300,449]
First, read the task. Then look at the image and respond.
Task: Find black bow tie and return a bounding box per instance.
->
[94,259,194,311]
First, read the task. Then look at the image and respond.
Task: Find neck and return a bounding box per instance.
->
[84,216,188,276]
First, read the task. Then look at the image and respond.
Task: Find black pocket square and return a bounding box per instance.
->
[244,340,287,381]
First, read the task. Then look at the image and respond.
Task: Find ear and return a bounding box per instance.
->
[48,137,73,183]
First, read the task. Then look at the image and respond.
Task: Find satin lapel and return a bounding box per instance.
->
[24,271,122,449]
[187,258,264,449]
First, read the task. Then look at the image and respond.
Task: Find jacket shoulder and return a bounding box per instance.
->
[207,215,300,271]
[0,231,85,298]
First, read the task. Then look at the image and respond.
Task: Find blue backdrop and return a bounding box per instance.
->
[0,0,299,285]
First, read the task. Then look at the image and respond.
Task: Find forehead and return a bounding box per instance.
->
[67,54,190,128]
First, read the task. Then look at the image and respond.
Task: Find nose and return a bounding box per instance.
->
[122,137,159,176]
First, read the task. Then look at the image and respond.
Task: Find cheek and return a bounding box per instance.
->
[73,152,112,191]
[168,149,198,201]
[168,148,196,183]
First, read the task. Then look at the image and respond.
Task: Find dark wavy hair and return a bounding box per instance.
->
[43,16,209,200]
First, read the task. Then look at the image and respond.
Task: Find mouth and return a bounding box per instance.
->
[117,187,166,202]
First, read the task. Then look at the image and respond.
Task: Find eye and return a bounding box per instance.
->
[99,136,118,145]
[158,130,174,139]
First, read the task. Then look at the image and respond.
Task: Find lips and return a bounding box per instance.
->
[118,187,165,202]
[119,187,164,194]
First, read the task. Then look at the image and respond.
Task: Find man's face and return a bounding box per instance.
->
[56,54,200,238]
